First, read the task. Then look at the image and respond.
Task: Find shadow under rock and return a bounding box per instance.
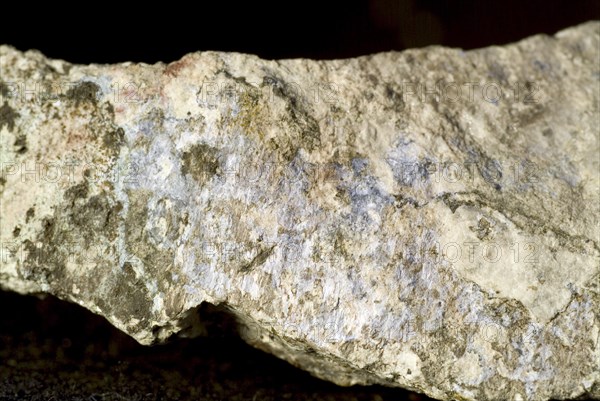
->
[0,290,433,401]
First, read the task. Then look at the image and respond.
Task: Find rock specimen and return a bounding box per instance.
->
[1,21,599,401]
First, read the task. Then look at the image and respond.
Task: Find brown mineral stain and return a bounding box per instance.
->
[181,143,219,184]
[0,102,19,131]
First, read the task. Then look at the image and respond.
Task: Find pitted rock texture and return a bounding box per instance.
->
[1,22,599,401]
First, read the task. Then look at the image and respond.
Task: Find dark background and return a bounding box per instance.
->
[0,290,430,401]
[1,1,598,400]
[0,0,598,63]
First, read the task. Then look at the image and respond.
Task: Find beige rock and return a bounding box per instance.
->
[1,21,599,401]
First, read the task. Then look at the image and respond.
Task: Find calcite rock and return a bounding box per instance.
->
[1,22,599,401]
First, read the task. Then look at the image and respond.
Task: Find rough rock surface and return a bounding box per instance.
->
[1,22,599,401]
